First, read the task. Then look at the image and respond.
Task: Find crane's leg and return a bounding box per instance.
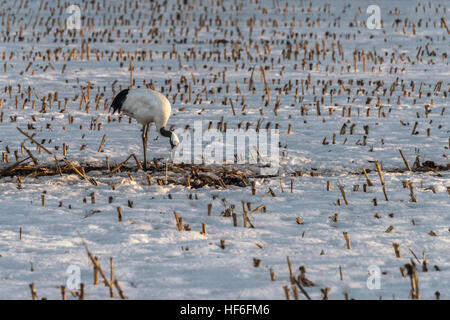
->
[141,123,151,170]
[141,124,148,170]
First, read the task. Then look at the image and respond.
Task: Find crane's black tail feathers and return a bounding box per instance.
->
[110,89,129,114]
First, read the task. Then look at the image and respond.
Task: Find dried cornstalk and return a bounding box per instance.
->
[260,65,270,102]
[93,256,99,285]
[60,286,66,300]
[17,127,52,154]
[98,134,107,152]
[399,149,412,171]
[283,285,290,300]
[207,203,212,216]
[23,146,38,165]
[375,161,385,185]
[79,283,85,300]
[270,268,276,281]
[131,153,143,170]
[343,232,351,249]
[362,168,373,186]
[80,238,114,294]
[408,182,418,202]
[109,257,115,298]
[286,256,294,284]
[393,242,401,258]
[251,204,266,213]
[441,17,450,34]
[110,154,133,173]
[29,283,38,300]
[201,222,206,235]
[293,277,311,300]
[321,288,330,300]
[406,260,420,299]
[117,207,123,222]
[114,279,126,299]
[173,211,183,231]
[338,185,349,205]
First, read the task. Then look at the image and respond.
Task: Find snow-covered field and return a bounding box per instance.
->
[0,0,448,299]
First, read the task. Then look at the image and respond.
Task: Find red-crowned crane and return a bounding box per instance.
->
[110,88,179,170]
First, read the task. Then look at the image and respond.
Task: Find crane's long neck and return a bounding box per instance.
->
[160,127,172,138]
[160,127,179,149]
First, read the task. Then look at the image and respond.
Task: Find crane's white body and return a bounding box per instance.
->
[120,88,171,130]
[110,87,179,170]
